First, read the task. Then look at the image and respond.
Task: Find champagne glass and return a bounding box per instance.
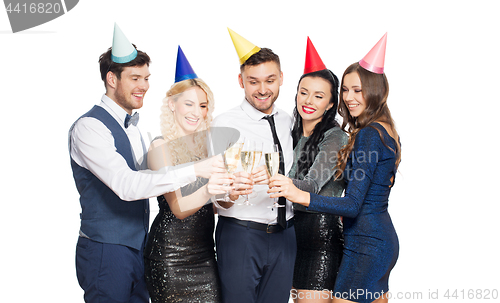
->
[248,142,263,199]
[238,139,255,205]
[221,139,244,202]
[253,142,263,169]
[265,143,284,209]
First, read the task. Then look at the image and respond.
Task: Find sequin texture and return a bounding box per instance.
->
[308,123,400,303]
[144,178,221,302]
[293,211,343,291]
[289,127,347,291]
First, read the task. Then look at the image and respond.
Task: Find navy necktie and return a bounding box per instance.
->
[263,115,286,228]
[125,112,139,128]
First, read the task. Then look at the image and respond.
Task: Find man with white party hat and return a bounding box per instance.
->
[69,23,223,302]
[212,28,296,303]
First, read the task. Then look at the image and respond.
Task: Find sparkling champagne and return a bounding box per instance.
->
[240,151,254,173]
[265,152,279,177]
[224,143,242,173]
[253,151,262,167]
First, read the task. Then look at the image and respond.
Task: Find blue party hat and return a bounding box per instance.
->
[175,46,198,83]
[111,23,138,63]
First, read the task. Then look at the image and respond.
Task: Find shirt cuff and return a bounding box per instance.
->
[168,162,197,184]
[211,196,232,210]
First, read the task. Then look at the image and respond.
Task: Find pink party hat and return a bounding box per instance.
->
[359,33,387,74]
[304,37,327,74]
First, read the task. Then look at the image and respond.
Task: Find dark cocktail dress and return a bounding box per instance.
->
[307,123,399,303]
[290,127,347,291]
[144,178,221,302]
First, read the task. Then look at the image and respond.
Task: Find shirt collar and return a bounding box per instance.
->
[101,94,132,127]
[240,98,279,121]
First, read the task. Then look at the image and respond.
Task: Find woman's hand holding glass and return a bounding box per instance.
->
[228,171,253,202]
[193,154,226,179]
[206,155,235,196]
[251,165,269,185]
[217,141,243,202]
[214,139,268,204]
[267,174,310,206]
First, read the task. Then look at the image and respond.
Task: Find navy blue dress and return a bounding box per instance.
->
[307,123,399,303]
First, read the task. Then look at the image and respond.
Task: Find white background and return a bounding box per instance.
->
[1,0,499,302]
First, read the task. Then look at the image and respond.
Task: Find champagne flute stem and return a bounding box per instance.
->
[224,186,230,202]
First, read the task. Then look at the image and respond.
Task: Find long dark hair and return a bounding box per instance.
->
[335,62,401,180]
[291,69,340,178]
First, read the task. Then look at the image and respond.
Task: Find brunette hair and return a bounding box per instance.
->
[240,48,281,73]
[291,69,340,178]
[98,44,151,87]
[335,62,401,179]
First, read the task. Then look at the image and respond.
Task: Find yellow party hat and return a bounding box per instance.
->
[227,28,261,65]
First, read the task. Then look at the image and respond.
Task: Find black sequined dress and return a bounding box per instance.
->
[144,178,221,302]
[290,127,347,291]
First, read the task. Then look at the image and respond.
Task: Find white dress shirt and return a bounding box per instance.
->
[211,99,294,224]
[70,94,196,201]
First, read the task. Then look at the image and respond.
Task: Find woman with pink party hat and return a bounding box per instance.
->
[269,33,401,303]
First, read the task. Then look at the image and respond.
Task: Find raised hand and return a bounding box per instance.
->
[268,174,310,206]
[252,165,269,185]
[207,172,235,195]
[194,154,225,179]
[228,171,254,201]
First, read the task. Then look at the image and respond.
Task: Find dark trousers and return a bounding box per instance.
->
[215,216,297,303]
[75,237,149,303]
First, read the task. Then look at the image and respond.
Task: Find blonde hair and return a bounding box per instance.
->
[160,78,215,165]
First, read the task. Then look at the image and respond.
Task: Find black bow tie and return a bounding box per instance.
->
[125,112,139,128]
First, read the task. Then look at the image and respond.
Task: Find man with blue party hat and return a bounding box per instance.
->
[69,23,223,303]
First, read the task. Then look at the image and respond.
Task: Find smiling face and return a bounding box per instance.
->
[238,61,283,114]
[168,86,208,136]
[341,72,366,117]
[296,76,333,127]
[109,65,150,114]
